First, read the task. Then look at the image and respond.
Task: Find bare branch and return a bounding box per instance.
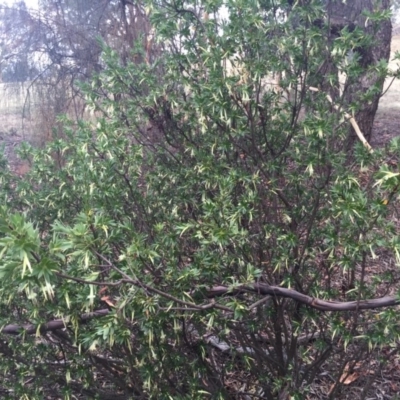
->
[309,86,373,152]
[0,309,109,335]
[1,281,399,336]
[206,284,400,311]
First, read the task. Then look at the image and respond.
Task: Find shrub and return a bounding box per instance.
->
[0,1,397,399]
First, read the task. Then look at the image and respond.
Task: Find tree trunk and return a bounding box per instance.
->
[328,0,392,142]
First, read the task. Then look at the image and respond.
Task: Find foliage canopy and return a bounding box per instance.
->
[0,0,398,398]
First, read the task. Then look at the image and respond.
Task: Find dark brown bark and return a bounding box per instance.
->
[328,0,392,141]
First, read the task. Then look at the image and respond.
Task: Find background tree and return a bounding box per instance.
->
[326,0,392,141]
[0,1,39,82]
[0,0,156,140]
[0,0,398,399]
